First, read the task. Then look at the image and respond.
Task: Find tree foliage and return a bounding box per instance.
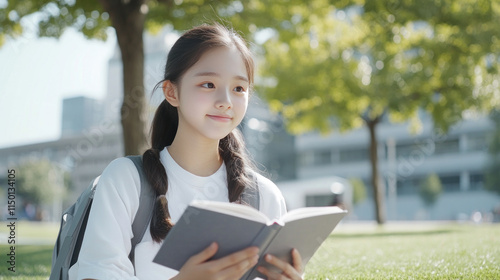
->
[0,1,109,44]
[349,177,367,206]
[419,173,442,207]
[15,159,69,206]
[256,0,499,133]
[251,0,500,223]
[0,0,239,44]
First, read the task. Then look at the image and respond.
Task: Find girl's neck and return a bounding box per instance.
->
[167,133,223,177]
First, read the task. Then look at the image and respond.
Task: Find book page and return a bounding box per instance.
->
[245,208,347,279]
[191,200,269,224]
[282,206,346,223]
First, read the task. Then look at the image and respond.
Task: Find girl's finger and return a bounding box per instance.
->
[291,248,303,274]
[257,265,289,280]
[217,254,259,279]
[210,246,259,271]
[264,254,302,279]
[186,242,218,265]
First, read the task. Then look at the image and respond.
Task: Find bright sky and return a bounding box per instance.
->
[0,28,116,149]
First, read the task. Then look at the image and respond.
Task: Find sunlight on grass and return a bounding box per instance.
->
[305,223,500,279]
[0,222,59,240]
[0,244,53,278]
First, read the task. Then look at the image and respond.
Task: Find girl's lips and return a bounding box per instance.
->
[207,114,232,122]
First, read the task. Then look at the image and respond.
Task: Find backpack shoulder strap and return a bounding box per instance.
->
[241,171,260,210]
[126,155,156,265]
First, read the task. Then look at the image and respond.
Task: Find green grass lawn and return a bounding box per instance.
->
[0,245,53,280]
[306,222,500,279]
[0,222,498,279]
[0,221,57,280]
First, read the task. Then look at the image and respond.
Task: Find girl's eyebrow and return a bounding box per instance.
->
[194,71,249,83]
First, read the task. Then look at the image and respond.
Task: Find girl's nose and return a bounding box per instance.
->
[215,88,232,109]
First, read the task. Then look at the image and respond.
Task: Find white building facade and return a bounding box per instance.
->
[277,112,500,221]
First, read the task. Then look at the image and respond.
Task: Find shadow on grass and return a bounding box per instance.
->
[331,229,455,239]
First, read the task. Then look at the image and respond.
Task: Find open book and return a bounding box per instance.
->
[153,200,347,279]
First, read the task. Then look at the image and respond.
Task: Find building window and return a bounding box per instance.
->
[299,152,314,167]
[470,173,484,190]
[434,138,460,155]
[339,148,368,163]
[440,174,460,192]
[467,134,488,152]
[314,150,332,165]
[299,150,332,167]
[306,194,335,207]
[396,138,460,158]
[395,141,429,158]
[397,174,461,194]
[397,177,421,195]
[396,143,414,158]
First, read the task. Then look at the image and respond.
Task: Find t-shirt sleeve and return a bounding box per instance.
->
[70,157,141,280]
[255,173,287,221]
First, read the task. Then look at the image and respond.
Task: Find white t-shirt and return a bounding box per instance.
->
[69,147,287,280]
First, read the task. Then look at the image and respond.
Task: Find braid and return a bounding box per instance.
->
[142,100,176,242]
[219,129,255,204]
[143,148,173,242]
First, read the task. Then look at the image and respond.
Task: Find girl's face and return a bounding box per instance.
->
[170,46,250,142]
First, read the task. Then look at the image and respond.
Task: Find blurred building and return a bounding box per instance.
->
[0,95,121,193]
[0,131,122,221]
[242,96,297,182]
[61,96,103,137]
[275,111,500,221]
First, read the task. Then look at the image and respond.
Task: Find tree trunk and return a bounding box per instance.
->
[99,0,148,156]
[366,117,386,224]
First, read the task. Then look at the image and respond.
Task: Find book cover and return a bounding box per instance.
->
[153,200,347,279]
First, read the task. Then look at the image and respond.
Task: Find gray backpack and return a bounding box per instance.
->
[49,155,260,280]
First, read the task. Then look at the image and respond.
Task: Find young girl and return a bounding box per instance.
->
[69,23,303,280]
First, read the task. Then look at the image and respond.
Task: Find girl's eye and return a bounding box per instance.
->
[234,86,246,93]
[201,83,215,89]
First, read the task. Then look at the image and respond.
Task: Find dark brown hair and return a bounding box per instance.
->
[143,23,256,242]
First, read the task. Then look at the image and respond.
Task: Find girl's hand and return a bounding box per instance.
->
[256,248,303,280]
[172,242,259,280]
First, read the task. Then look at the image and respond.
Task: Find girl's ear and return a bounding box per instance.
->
[163,80,179,107]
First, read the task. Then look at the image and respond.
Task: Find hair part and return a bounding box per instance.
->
[144,23,256,243]
[153,23,254,91]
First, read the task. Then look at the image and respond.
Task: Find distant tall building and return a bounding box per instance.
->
[61,96,103,137]
[104,26,176,126]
